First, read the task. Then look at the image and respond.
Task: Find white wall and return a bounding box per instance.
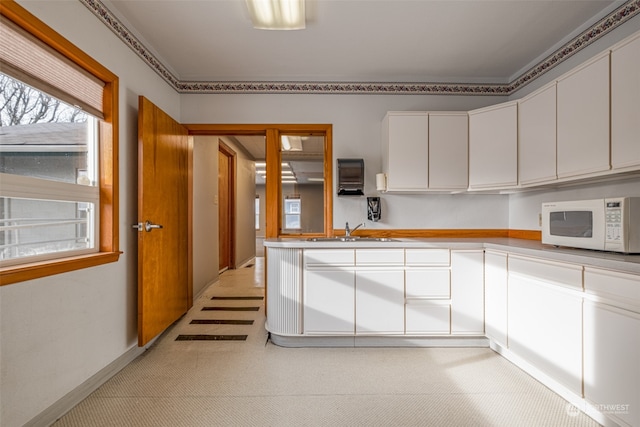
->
[193,136,219,297]
[1,2,180,426]
[181,93,511,230]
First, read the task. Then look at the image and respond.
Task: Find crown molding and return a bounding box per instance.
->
[81,0,640,95]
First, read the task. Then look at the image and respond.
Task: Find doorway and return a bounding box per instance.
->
[218,141,235,272]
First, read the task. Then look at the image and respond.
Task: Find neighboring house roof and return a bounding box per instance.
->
[0,122,88,152]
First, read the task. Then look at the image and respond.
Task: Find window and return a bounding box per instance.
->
[1,75,99,265]
[0,3,119,285]
[283,197,301,230]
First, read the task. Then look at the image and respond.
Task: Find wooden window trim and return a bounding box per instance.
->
[0,1,120,286]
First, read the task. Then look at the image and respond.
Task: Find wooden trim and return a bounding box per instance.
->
[218,140,237,268]
[185,123,334,135]
[187,136,194,307]
[508,229,542,240]
[323,126,334,236]
[329,228,543,240]
[265,129,280,238]
[0,252,121,286]
[333,229,511,238]
[0,1,120,285]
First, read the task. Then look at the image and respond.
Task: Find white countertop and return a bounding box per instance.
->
[264,237,640,274]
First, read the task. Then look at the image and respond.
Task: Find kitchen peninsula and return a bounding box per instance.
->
[264,237,640,426]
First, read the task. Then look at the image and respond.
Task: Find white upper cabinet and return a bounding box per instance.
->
[428,112,468,190]
[382,112,429,191]
[518,83,557,185]
[468,101,518,189]
[557,52,610,179]
[611,32,640,171]
[382,111,468,192]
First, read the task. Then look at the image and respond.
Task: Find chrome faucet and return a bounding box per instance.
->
[345,222,365,237]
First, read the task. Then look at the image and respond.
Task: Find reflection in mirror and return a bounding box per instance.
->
[280,134,325,235]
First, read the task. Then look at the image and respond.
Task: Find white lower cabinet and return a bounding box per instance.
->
[303,249,355,335]
[583,267,640,427]
[404,249,452,334]
[406,300,450,334]
[355,249,405,334]
[508,255,583,396]
[356,269,405,334]
[484,250,508,347]
[304,268,354,334]
[451,250,484,334]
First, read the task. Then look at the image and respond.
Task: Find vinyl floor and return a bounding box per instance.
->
[54,257,600,427]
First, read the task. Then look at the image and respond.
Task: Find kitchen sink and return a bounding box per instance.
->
[306,237,397,242]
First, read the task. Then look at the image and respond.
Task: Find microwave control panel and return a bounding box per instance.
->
[605,200,622,242]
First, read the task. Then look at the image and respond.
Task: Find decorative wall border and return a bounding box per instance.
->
[80,0,640,95]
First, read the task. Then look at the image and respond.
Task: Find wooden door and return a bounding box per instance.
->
[137,96,190,346]
[218,142,235,272]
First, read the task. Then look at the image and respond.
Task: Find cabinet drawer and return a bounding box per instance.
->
[406,301,450,334]
[509,255,582,290]
[356,249,404,265]
[584,267,640,309]
[405,249,450,266]
[304,249,354,266]
[406,269,450,298]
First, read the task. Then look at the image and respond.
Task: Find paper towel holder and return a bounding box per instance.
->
[337,158,364,196]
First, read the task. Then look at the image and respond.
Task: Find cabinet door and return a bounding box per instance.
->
[468,101,518,189]
[405,269,450,298]
[428,112,468,189]
[484,250,508,347]
[518,83,557,185]
[304,269,354,334]
[382,112,429,191]
[406,300,450,334]
[557,53,610,178]
[508,270,582,395]
[611,33,640,171]
[584,301,640,427]
[451,250,484,334]
[355,269,405,334]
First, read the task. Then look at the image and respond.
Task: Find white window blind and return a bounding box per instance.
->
[0,16,105,118]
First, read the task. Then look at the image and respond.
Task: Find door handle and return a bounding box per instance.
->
[132,220,164,232]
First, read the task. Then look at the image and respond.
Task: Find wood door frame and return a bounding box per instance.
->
[185,123,333,238]
[218,140,236,270]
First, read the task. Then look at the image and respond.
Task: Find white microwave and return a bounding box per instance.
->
[542,197,640,253]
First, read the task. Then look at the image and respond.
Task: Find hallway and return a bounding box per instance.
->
[54,258,598,426]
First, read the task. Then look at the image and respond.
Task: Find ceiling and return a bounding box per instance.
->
[100,0,623,86]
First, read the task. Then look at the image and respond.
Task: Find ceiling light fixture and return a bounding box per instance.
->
[281,135,303,151]
[246,0,305,30]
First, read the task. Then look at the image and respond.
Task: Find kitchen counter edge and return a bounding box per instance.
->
[264,237,640,274]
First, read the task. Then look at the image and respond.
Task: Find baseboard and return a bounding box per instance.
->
[237,256,256,269]
[269,333,489,348]
[24,344,147,427]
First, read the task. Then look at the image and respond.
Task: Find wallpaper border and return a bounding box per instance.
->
[80,0,640,95]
